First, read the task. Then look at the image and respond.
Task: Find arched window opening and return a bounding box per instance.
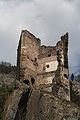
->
[23,79,30,85]
[31,78,35,85]
[48,54,51,57]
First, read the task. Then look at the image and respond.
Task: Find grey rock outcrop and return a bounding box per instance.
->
[25,89,80,120]
[2,82,29,120]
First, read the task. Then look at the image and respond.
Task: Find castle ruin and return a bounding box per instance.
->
[17,30,70,101]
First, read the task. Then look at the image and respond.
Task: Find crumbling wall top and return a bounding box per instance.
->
[61,32,68,42]
[21,30,41,46]
[38,45,56,59]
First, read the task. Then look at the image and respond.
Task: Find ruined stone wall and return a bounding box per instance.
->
[37,46,57,74]
[17,30,58,86]
[52,33,70,101]
[36,46,58,86]
[17,30,41,84]
[17,31,70,101]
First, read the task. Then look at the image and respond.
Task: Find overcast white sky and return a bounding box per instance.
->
[0,0,80,73]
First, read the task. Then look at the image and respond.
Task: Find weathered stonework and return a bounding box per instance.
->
[52,33,70,101]
[2,31,80,120]
[17,30,70,101]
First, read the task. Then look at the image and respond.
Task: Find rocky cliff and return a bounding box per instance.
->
[1,79,80,120]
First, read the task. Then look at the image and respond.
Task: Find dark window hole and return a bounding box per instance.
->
[48,54,51,57]
[46,64,49,68]
[35,58,37,62]
[31,78,35,85]
[23,79,30,85]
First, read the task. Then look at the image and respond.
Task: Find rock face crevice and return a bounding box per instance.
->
[2,82,29,120]
[14,88,31,120]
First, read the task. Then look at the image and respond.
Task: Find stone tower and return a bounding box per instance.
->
[17,30,70,101]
